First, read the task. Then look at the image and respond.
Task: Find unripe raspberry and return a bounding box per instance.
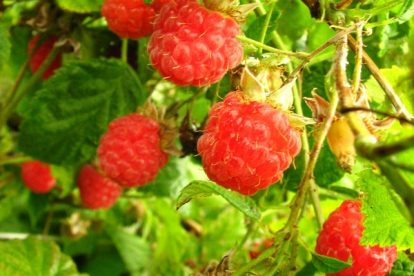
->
[197,92,301,195]
[97,113,169,188]
[316,200,397,276]
[101,0,170,40]
[77,165,122,209]
[148,0,243,86]
[21,161,56,193]
[28,35,62,80]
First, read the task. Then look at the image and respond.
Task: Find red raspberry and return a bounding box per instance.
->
[28,35,62,80]
[77,165,122,209]
[97,113,169,188]
[101,0,170,40]
[197,92,301,195]
[315,200,397,276]
[21,161,56,193]
[148,0,243,86]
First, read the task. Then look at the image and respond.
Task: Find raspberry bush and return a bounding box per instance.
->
[0,1,414,276]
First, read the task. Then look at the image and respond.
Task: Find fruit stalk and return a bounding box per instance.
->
[351,20,363,95]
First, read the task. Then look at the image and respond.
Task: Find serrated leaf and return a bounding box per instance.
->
[177,180,261,223]
[357,170,414,251]
[0,24,11,70]
[0,236,82,276]
[311,252,351,274]
[18,59,145,165]
[55,0,104,13]
[106,224,151,275]
[388,259,414,276]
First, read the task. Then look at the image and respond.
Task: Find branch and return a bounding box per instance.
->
[348,35,414,121]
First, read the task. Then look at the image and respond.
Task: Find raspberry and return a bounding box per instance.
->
[21,161,56,193]
[315,200,397,276]
[28,35,62,80]
[197,92,301,195]
[77,165,122,209]
[101,0,170,40]
[97,113,169,188]
[148,0,243,86]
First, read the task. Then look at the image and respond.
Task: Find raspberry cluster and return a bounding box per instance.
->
[21,161,56,193]
[316,200,397,276]
[197,92,301,195]
[28,35,62,80]
[101,0,170,40]
[148,0,243,86]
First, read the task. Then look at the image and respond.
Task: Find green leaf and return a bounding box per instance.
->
[311,252,351,274]
[275,0,314,43]
[18,59,145,165]
[388,259,414,275]
[314,142,345,187]
[0,24,11,70]
[245,12,279,43]
[0,236,83,276]
[106,224,151,275]
[357,170,414,251]
[177,180,261,223]
[55,0,104,13]
[149,199,189,276]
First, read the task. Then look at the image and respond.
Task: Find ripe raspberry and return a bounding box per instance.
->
[315,200,397,276]
[148,0,243,86]
[97,113,169,188]
[197,92,301,195]
[28,35,62,80]
[77,165,122,209]
[101,0,170,40]
[21,161,56,193]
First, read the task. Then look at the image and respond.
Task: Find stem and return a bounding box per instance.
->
[286,81,339,229]
[0,155,33,166]
[232,238,280,276]
[236,35,310,59]
[43,203,54,236]
[377,162,414,224]
[2,59,31,110]
[284,24,357,86]
[0,46,61,130]
[257,0,277,57]
[340,106,414,125]
[351,21,363,95]
[121,38,128,63]
[348,35,413,120]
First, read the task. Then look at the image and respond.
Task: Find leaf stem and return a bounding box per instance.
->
[257,0,277,57]
[236,35,310,59]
